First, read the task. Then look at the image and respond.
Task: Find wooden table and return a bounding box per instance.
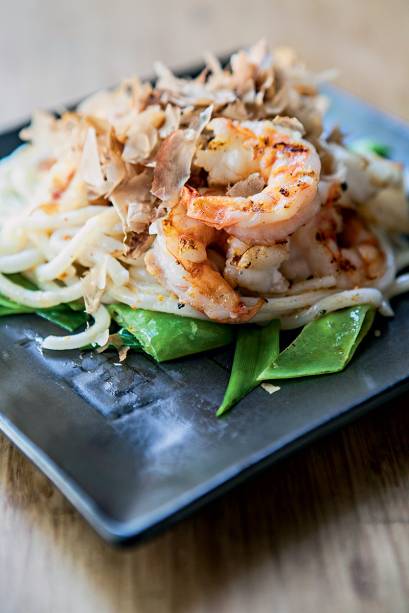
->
[1,1,409,611]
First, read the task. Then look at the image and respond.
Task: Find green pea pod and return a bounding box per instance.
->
[0,274,37,314]
[108,304,234,362]
[0,294,33,315]
[36,306,88,332]
[88,328,143,353]
[216,320,280,417]
[349,139,391,159]
[117,328,143,350]
[258,305,375,381]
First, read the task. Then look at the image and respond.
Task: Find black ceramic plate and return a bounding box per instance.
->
[1,69,409,544]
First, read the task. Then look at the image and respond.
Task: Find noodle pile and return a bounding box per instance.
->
[0,40,408,350]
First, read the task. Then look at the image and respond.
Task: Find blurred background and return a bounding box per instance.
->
[0,0,408,131]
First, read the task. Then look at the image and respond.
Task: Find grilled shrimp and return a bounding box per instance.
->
[188,118,321,245]
[224,237,290,294]
[282,203,386,288]
[145,187,262,322]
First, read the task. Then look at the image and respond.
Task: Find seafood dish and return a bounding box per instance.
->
[0,41,408,414]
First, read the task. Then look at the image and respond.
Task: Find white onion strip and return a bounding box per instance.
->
[0,273,83,308]
[42,305,110,350]
[36,208,118,282]
[0,249,43,273]
[279,288,384,330]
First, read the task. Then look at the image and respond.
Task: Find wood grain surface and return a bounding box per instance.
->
[1,1,409,612]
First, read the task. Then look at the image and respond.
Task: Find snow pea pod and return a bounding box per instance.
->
[117,328,143,350]
[258,305,375,381]
[108,304,234,362]
[0,294,33,316]
[216,320,280,417]
[36,305,88,332]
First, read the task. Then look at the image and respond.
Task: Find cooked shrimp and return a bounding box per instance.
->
[328,142,403,204]
[282,203,386,288]
[145,187,262,322]
[224,236,290,294]
[188,118,321,245]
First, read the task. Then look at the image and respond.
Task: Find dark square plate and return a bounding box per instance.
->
[1,69,409,544]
